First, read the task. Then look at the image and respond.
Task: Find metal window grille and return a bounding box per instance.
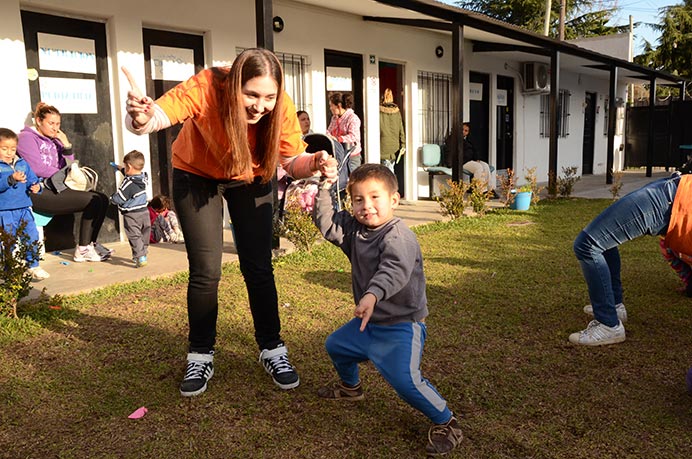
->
[540,90,571,138]
[235,47,310,112]
[417,71,452,145]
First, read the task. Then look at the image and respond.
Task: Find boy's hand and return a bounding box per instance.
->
[354,293,377,331]
[29,183,40,194]
[12,171,26,183]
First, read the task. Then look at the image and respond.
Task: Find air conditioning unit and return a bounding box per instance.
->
[522,62,550,93]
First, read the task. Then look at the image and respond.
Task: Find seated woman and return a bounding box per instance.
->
[17,102,112,262]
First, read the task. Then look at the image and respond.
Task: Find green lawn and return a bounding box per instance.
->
[1,198,690,458]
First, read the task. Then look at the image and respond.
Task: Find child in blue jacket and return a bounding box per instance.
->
[0,128,48,280]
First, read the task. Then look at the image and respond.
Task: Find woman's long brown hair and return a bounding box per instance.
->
[214,48,284,183]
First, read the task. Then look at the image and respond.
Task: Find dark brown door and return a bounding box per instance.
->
[582,92,596,175]
[21,10,118,247]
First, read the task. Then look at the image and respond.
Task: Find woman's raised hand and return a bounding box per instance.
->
[121,66,154,127]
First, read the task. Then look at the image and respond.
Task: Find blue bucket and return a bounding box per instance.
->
[510,191,532,211]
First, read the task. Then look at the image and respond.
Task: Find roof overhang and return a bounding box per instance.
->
[294,0,684,86]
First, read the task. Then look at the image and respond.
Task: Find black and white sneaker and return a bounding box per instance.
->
[180,352,214,397]
[259,344,300,390]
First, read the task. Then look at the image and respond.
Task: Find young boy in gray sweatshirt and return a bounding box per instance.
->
[312,163,462,456]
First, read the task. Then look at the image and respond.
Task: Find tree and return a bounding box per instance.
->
[455,0,627,39]
[648,1,692,80]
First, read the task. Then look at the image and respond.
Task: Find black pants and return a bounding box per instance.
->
[30,188,109,246]
[173,168,282,353]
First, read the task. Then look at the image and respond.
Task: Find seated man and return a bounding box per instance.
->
[445,122,497,197]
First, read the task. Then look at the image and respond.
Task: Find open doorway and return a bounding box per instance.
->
[324,50,364,166]
[379,61,405,197]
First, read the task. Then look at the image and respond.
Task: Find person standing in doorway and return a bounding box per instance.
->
[379,88,405,196]
[328,92,362,175]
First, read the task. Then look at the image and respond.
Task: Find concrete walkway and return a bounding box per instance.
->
[25,169,669,299]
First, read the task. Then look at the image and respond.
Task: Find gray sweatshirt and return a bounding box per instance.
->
[313,188,428,325]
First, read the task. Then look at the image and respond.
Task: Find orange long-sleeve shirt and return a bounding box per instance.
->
[155,68,307,181]
[665,174,692,260]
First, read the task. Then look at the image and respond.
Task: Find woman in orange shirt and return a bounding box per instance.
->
[124,48,336,397]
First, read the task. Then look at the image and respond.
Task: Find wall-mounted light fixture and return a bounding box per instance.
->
[273,16,284,32]
[435,46,444,58]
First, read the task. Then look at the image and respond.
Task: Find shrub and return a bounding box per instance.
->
[435,179,470,219]
[547,170,558,198]
[0,222,37,318]
[498,168,517,207]
[524,167,544,205]
[610,170,624,200]
[277,197,321,252]
[557,166,581,198]
[468,178,491,216]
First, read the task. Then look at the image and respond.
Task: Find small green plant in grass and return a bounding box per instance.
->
[276,194,321,252]
[499,168,517,207]
[557,166,581,198]
[435,179,470,219]
[468,177,491,216]
[0,222,38,318]
[610,170,624,200]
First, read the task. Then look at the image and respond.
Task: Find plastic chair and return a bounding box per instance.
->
[421,144,452,197]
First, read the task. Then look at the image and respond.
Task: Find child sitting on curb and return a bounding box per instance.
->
[312,163,463,457]
[110,150,150,267]
[148,194,184,244]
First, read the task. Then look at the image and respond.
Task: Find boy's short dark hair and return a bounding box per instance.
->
[0,128,18,142]
[347,163,398,195]
[123,150,145,170]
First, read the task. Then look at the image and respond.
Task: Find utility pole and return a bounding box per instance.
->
[544,0,551,36]
[559,0,566,40]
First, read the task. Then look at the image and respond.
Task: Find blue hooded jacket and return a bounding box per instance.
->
[0,156,41,211]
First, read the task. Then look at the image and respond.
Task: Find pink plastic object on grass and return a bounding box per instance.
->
[128,406,148,419]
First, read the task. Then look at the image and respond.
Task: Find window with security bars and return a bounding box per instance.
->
[539,90,571,138]
[417,71,452,145]
[236,48,310,112]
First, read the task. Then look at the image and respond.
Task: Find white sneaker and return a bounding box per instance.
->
[583,303,628,323]
[73,244,103,262]
[29,266,50,280]
[569,320,626,346]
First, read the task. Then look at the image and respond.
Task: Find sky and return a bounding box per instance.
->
[437,0,680,55]
[609,0,679,53]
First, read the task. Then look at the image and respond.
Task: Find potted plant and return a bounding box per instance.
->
[510,183,533,211]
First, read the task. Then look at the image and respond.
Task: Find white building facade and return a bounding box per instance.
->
[0,0,646,243]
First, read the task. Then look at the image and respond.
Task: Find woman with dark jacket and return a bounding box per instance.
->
[379,88,405,171]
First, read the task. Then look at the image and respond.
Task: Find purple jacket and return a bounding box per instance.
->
[17,126,74,179]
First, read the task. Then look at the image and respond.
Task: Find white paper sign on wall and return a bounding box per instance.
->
[38,33,96,74]
[150,46,196,81]
[470,82,483,101]
[496,89,507,106]
[39,77,97,114]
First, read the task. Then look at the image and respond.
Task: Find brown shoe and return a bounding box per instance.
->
[425,416,463,456]
[316,381,364,401]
